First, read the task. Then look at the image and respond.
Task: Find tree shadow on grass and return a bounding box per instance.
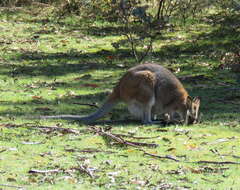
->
[5,49,133,77]
[3,11,239,78]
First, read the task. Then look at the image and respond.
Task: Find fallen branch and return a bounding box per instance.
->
[77,164,95,178]
[191,160,240,165]
[143,151,240,165]
[2,123,80,135]
[65,147,115,154]
[90,127,139,147]
[0,184,25,190]
[34,125,80,135]
[125,141,158,148]
[201,178,223,184]
[143,152,180,162]
[0,149,7,153]
[28,169,60,174]
[89,127,158,148]
[21,141,42,145]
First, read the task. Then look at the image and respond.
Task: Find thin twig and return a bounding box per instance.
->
[0,184,25,190]
[0,149,7,153]
[125,141,158,148]
[114,133,161,139]
[28,169,60,174]
[96,128,139,147]
[78,164,94,178]
[138,38,153,63]
[125,33,139,62]
[201,178,224,184]
[191,160,240,165]
[65,147,115,154]
[143,152,180,162]
[143,151,240,165]
[3,123,80,135]
[33,125,80,134]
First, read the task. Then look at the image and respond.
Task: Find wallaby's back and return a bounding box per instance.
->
[118,63,188,101]
[116,63,188,115]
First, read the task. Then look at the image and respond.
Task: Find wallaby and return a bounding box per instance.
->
[41,63,201,125]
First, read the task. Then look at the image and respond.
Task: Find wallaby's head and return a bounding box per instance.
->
[185,96,201,125]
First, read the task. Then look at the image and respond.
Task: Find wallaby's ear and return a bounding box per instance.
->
[186,96,193,107]
[193,96,201,105]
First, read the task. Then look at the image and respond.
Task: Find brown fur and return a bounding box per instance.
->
[108,63,200,124]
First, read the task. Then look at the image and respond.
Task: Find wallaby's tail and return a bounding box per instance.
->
[40,86,120,123]
[40,101,116,123]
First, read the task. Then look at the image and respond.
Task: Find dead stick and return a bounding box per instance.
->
[29,169,60,174]
[191,160,240,165]
[0,149,7,153]
[78,164,94,178]
[143,151,240,164]
[100,131,139,147]
[125,140,158,148]
[89,127,138,147]
[4,123,80,134]
[34,125,80,134]
[0,184,25,189]
[143,152,180,162]
[102,132,156,147]
[90,127,158,148]
[114,133,161,139]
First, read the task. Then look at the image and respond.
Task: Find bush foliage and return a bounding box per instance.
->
[1,0,239,20]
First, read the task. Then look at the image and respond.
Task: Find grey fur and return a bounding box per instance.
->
[40,101,116,123]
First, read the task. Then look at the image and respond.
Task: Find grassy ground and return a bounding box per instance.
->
[0,6,240,190]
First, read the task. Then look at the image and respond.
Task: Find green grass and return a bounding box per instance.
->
[0,6,240,190]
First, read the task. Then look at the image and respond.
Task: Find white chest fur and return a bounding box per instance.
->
[127,101,144,119]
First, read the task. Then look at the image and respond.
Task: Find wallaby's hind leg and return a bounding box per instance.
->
[142,96,155,124]
[127,97,155,124]
[127,93,155,124]
[142,107,151,124]
[120,70,156,124]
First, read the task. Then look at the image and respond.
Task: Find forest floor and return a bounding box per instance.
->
[0,6,240,190]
